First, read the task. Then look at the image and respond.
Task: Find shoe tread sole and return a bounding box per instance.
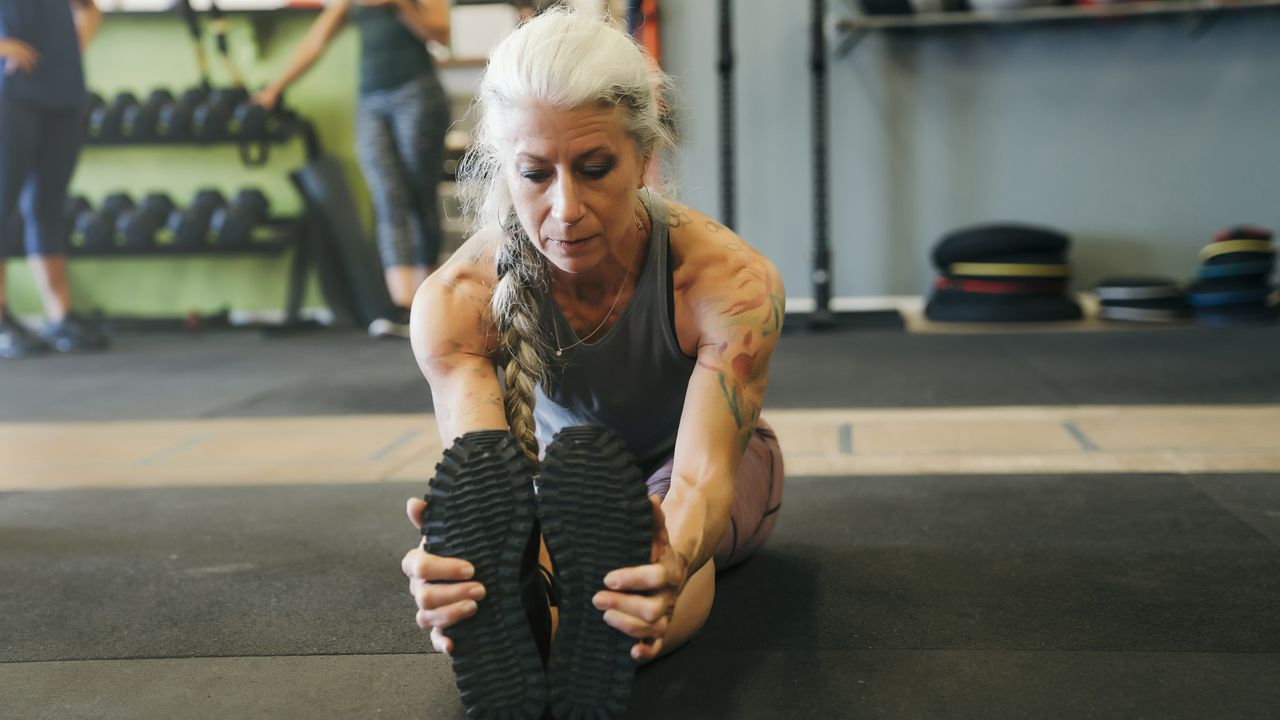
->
[424,430,548,720]
[539,426,653,720]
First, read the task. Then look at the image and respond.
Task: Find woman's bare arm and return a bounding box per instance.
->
[409,229,507,446]
[663,238,785,580]
[259,1,350,104]
[70,0,101,51]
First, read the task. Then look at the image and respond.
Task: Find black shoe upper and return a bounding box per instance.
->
[42,312,109,353]
[0,310,49,359]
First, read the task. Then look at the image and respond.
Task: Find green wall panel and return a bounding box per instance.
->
[6,12,368,319]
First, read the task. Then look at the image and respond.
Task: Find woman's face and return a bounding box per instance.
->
[504,102,647,275]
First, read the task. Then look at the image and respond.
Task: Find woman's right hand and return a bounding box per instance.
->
[0,39,39,76]
[253,85,282,111]
[401,497,486,655]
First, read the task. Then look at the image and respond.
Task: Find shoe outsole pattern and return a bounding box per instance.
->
[538,426,653,720]
[422,430,548,720]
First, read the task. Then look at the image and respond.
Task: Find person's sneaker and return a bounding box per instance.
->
[422,430,549,720]
[42,312,109,353]
[0,310,50,359]
[537,425,653,720]
[367,305,412,339]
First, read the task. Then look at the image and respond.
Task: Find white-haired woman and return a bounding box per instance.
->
[400,8,785,719]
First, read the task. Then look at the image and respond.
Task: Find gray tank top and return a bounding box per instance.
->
[534,194,697,468]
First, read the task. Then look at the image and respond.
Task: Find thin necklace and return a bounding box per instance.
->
[554,208,647,358]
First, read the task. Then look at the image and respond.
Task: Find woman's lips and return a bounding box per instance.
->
[549,234,598,249]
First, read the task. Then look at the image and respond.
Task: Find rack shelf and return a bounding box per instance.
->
[839,0,1280,31]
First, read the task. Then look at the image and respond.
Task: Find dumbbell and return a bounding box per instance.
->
[65,196,92,230]
[192,87,250,142]
[157,87,208,142]
[88,92,139,142]
[121,89,176,142]
[210,189,271,249]
[229,89,291,143]
[64,196,92,248]
[229,100,270,142]
[171,189,228,250]
[83,93,106,136]
[82,192,135,252]
[116,193,176,251]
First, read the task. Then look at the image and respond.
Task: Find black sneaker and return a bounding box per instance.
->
[367,305,412,339]
[422,430,549,720]
[538,426,653,720]
[0,310,50,359]
[42,312,109,353]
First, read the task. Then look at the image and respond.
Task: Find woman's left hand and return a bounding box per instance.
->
[591,497,690,663]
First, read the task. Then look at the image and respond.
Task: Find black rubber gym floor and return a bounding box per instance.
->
[3,324,1279,718]
[3,473,1277,718]
[1,323,1279,421]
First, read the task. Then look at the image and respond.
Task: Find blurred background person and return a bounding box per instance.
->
[256,0,452,339]
[0,0,107,359]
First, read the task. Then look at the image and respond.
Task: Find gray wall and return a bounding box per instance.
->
[660,2,1280,299]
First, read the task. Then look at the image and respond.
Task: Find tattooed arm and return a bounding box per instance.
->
[410,227,507,446]
[661,224,786,581]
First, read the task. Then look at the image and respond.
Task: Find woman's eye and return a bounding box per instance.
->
[583,164,613,179]
[521,171,549,182]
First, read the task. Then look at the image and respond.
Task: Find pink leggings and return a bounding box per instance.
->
[643,420,785,570]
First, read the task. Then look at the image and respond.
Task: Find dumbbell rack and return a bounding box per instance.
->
[76,111,324,328]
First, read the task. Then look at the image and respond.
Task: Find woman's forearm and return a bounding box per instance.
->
[268,3,347,94]
[660,472,735,580]
[395,0,449,46]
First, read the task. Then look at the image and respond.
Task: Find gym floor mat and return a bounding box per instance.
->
[2,473,1277,719]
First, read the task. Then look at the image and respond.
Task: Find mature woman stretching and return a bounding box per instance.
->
[400,9,785,719]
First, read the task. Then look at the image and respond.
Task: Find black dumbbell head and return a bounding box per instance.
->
[101,192,136,214]
[119,207,165,251]
[141,193,177,220]
[172,206,213,250]
[229,101,269,141]
[231,188,270,218]
[191,189,228,212]
[157,88,207,141]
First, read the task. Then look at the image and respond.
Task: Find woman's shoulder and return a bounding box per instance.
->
[415,225,502,336]
[665,199,782,298]
[431,225,503,289]
[665,199,783,335]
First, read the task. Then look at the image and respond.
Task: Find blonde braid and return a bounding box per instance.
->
[491,220,551,465]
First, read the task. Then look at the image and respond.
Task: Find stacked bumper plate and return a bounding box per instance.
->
[1189,226,1277,327]
[1094,277,1190,323]
[925,223,1082,322]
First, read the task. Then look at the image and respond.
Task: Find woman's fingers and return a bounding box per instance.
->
[602,608,669,640]
[602,563,667,592]
[414,582,485,610]
[631,637,664,664]
[405,497,427,529]
[416,599,478,631]
[430,626,453,655]
[592,589,669,624]
[401,548,475,582]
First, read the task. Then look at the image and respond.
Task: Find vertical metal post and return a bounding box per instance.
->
[811,0,833,320]
[718,0,736,230]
